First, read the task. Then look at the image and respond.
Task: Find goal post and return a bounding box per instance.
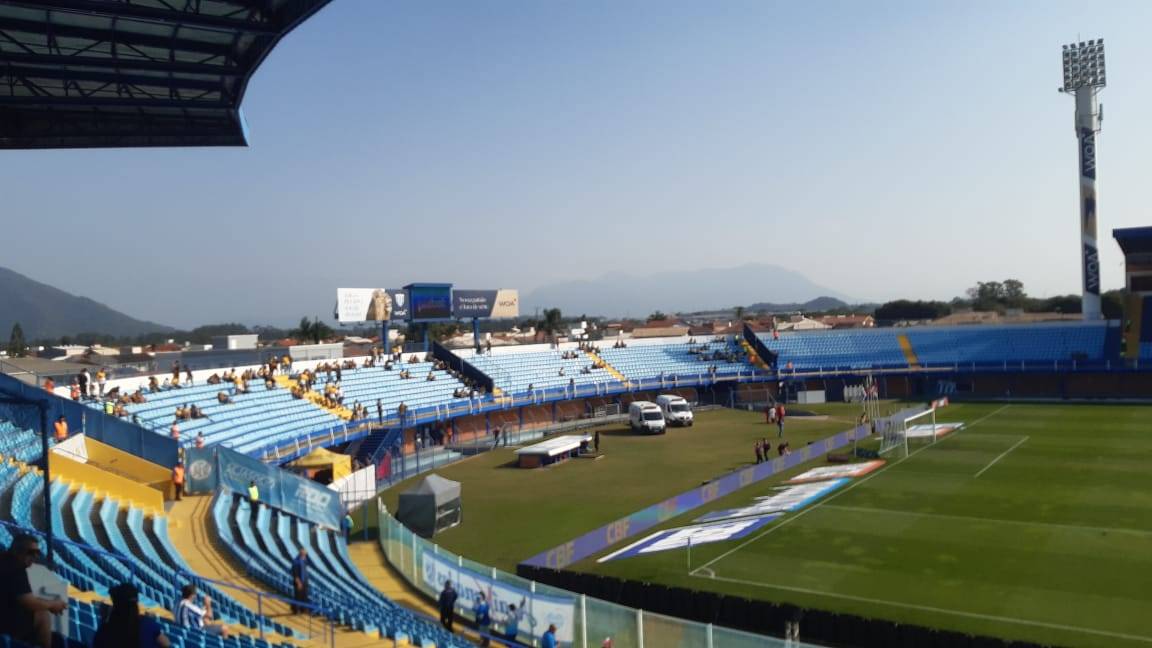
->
[880,407,937,457]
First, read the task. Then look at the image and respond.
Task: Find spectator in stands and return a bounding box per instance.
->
[161,378,171,390]
[384,359,394,371]
[177,584,228,638]
[376,399,383,421]
[265,377,275,390]
[207,373,221,385]
[42,377,55,392]
[172,462,185,501]
[502,602,524,643]
[53,415,68,443]
[0,534,67,648]
[541,624,558,648]
[190,404,204,419]
[103,400,115,416]
[184,365,193,385]
[69,380,80,401]
[96,368,107,397]
[397,402,408,420]
[342,512,354,540]
[438,580,458,632]
[247,481,259,504]
[78,368,90,399]
[217,391,232,405]
[426,371,436,382]
[94,582,169,648]
[474,592,492,646]
[195,432,205,449]
[291,549,310,614]
[170,422,180,440]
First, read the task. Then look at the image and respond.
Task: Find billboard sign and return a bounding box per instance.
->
[452,289,520,319]
[336,288,409,323]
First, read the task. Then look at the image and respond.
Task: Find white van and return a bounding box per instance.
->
[628,401,666,434]
[656,394,693,426]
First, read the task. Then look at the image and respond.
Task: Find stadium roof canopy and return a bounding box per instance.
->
[1113,227,1152,256]
[0,0,330,149]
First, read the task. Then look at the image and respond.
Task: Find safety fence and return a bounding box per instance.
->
[378,505,820,648]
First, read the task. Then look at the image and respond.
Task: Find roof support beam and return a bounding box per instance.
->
[0,15,235,60]
[2,1,278,34]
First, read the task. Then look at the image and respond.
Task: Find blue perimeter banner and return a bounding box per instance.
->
[191,446,342,529]
[422,549,575,644]
[522,424,876,569]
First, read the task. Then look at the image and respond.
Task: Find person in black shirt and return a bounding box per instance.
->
[0,534,67,648]
[438,580,458,631]
[290,548,310,614]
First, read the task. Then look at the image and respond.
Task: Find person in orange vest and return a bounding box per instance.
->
[172,461,185,501]
[53,415,68,443]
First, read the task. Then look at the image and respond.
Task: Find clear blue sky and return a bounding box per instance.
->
[4,0,1150,327]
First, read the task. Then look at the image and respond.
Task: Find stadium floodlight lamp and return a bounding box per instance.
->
[1061,39,1106,92]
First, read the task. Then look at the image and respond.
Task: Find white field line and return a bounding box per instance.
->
[689,404,1012,576]
[690,572,1152,644]
[974,435,1030,478]
[820,504,1152,538]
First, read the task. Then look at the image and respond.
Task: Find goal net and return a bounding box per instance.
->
[880,407,937,457]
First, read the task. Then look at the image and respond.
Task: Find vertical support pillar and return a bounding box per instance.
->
[1075,87,1102,320]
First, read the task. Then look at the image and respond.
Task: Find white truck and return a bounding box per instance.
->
[656,394,694,426]
[628,401,666,434]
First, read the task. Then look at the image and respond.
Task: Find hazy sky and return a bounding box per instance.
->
[3,0,1151,327]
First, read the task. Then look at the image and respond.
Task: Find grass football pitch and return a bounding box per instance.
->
[378,403,1152,647]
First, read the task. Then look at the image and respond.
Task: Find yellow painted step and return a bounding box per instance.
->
[897,334,920,368]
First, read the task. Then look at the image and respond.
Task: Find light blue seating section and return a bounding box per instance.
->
[759,329,906,370]
[759,323,1112,370]
[465,349,626,393]
[213,492,470,647]
[81,379,341,454]
[598,339,752,382]
[80,359,478,457]
[0,419,42,463]
[0,463,295,639]
[64,597,295,648]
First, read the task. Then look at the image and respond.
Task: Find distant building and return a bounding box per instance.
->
[212,334,258,350]
[819,314,875,329]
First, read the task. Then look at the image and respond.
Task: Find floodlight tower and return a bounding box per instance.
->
[1059,39,1107,320]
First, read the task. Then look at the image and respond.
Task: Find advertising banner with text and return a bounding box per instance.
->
[452,289,520,319]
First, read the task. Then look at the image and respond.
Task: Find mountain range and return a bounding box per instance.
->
[522,264,857,318]
[0,266,173,342]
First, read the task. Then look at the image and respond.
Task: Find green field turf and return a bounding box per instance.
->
[377,405,866,570]
[577,402,1152,648]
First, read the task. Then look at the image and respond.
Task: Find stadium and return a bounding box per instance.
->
[2,3,1152,648]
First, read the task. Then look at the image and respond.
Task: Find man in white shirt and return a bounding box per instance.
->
[176,584,228,638]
